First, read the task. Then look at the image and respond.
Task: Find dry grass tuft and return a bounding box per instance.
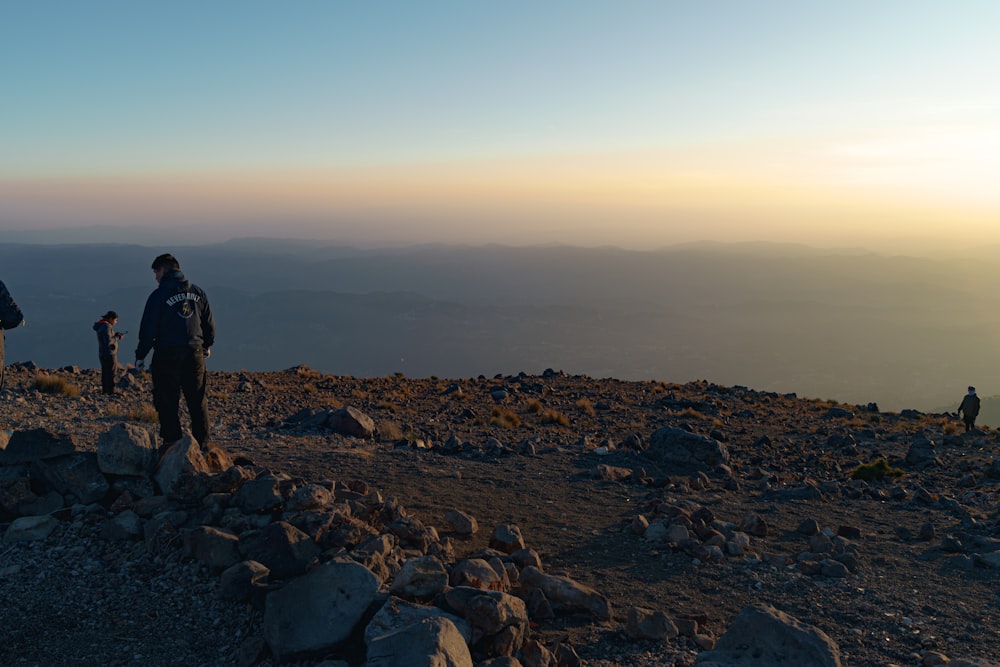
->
[851,458,904,481]
[490,406,521,428]
[107,403,159,423]
[576,398,596,417]
[526,398,543,413]
[33,373,80,398]
[540,409,570,427]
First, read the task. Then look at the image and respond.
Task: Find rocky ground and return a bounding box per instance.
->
[2,363,1000,666]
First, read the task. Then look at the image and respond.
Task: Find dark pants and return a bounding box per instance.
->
[964,416,976,432]
[99,354,117,394]
[151,346,209,446]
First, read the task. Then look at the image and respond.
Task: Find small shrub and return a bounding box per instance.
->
[33,373,80,398]
[490,406,521,428]
[851,458,904,481]
[303,383,317,394]
[576,398,596,417]
[676,407,707,420]
[540,409,570,427]
[295,365,322,380]
[526,398,544,413]
[376,401,399,412]
[131,404,159,424]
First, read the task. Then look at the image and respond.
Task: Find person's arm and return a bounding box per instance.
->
[200,291,215,354]
[134,292,160,361]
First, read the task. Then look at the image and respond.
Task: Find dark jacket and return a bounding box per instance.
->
[959,393,981,419]
[0,279,23,332]
[93,319,119,357]
[1,279,24,376]
[135,270,215,360]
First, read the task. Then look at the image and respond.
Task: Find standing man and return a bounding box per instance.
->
[0,279,25,391]
[93,310,125,395]
[134,254,215,450]
[957,385,981,433]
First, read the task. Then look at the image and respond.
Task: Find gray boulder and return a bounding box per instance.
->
[32,452,109,504]
[325,406,375,439]
[518,566,612,620]
[695,603,841,666]
[4,514,59,542]
[263,560,379,662]
[233,475,284,514]
[390,555,449,598]
[647,427,729,471]
[366,617,473,667]
[0,429,77,465]
[905,436,939,467]
[239,520,319,579]
[185,525,241,570]
[154,435,212,497]
[97,423,157,476]
[364,597,472,646]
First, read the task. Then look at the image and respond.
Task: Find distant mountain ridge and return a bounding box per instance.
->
[2,239,999,414]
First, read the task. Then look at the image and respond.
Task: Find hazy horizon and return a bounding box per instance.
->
[3,3,1000,255]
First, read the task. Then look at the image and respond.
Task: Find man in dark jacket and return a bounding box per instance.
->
[0,279,25,391]
[134,254,215,449]
[958,386,981,433]
[93,310,125,395]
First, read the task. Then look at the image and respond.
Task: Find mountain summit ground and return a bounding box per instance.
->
[2,364,999,665]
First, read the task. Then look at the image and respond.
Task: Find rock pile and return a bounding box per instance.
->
[2,420,618,665]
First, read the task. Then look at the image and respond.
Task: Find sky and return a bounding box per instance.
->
[2,1,998,252]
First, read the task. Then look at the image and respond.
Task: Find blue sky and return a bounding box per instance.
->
[2,1,998,250]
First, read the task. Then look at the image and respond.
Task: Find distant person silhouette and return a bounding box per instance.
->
[93,310,125,396]
[957,385,981,432]
[0,279,25,392]
[134,254,215,451]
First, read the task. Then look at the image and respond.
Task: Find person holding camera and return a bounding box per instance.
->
[134,253,215,451]
[93,310,125,396]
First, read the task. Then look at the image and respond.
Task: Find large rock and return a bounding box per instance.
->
[233,475,284,514]
[390,555,449,598]
[0,429,77,465]
[626,606,678,641]
[647,427,729,471]
[518,566,612,620]
[364,597,472,646]
[449,558,507,591]
[366,617,473,667]
[325,406,375,439]
[905,436,939,467]
[263,560,379,662]
[97,423,158,476]
[695,604,841,667]
[154,435,213,497]
[442,586,529,655]
[239,520,319,579]
[185,525,241,570]
[32,452,109,504]
[4,514,59,542]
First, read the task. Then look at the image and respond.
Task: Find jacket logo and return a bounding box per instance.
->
[167,292,200,319]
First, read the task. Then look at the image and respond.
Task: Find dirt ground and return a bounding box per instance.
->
[4,364,1000,665]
